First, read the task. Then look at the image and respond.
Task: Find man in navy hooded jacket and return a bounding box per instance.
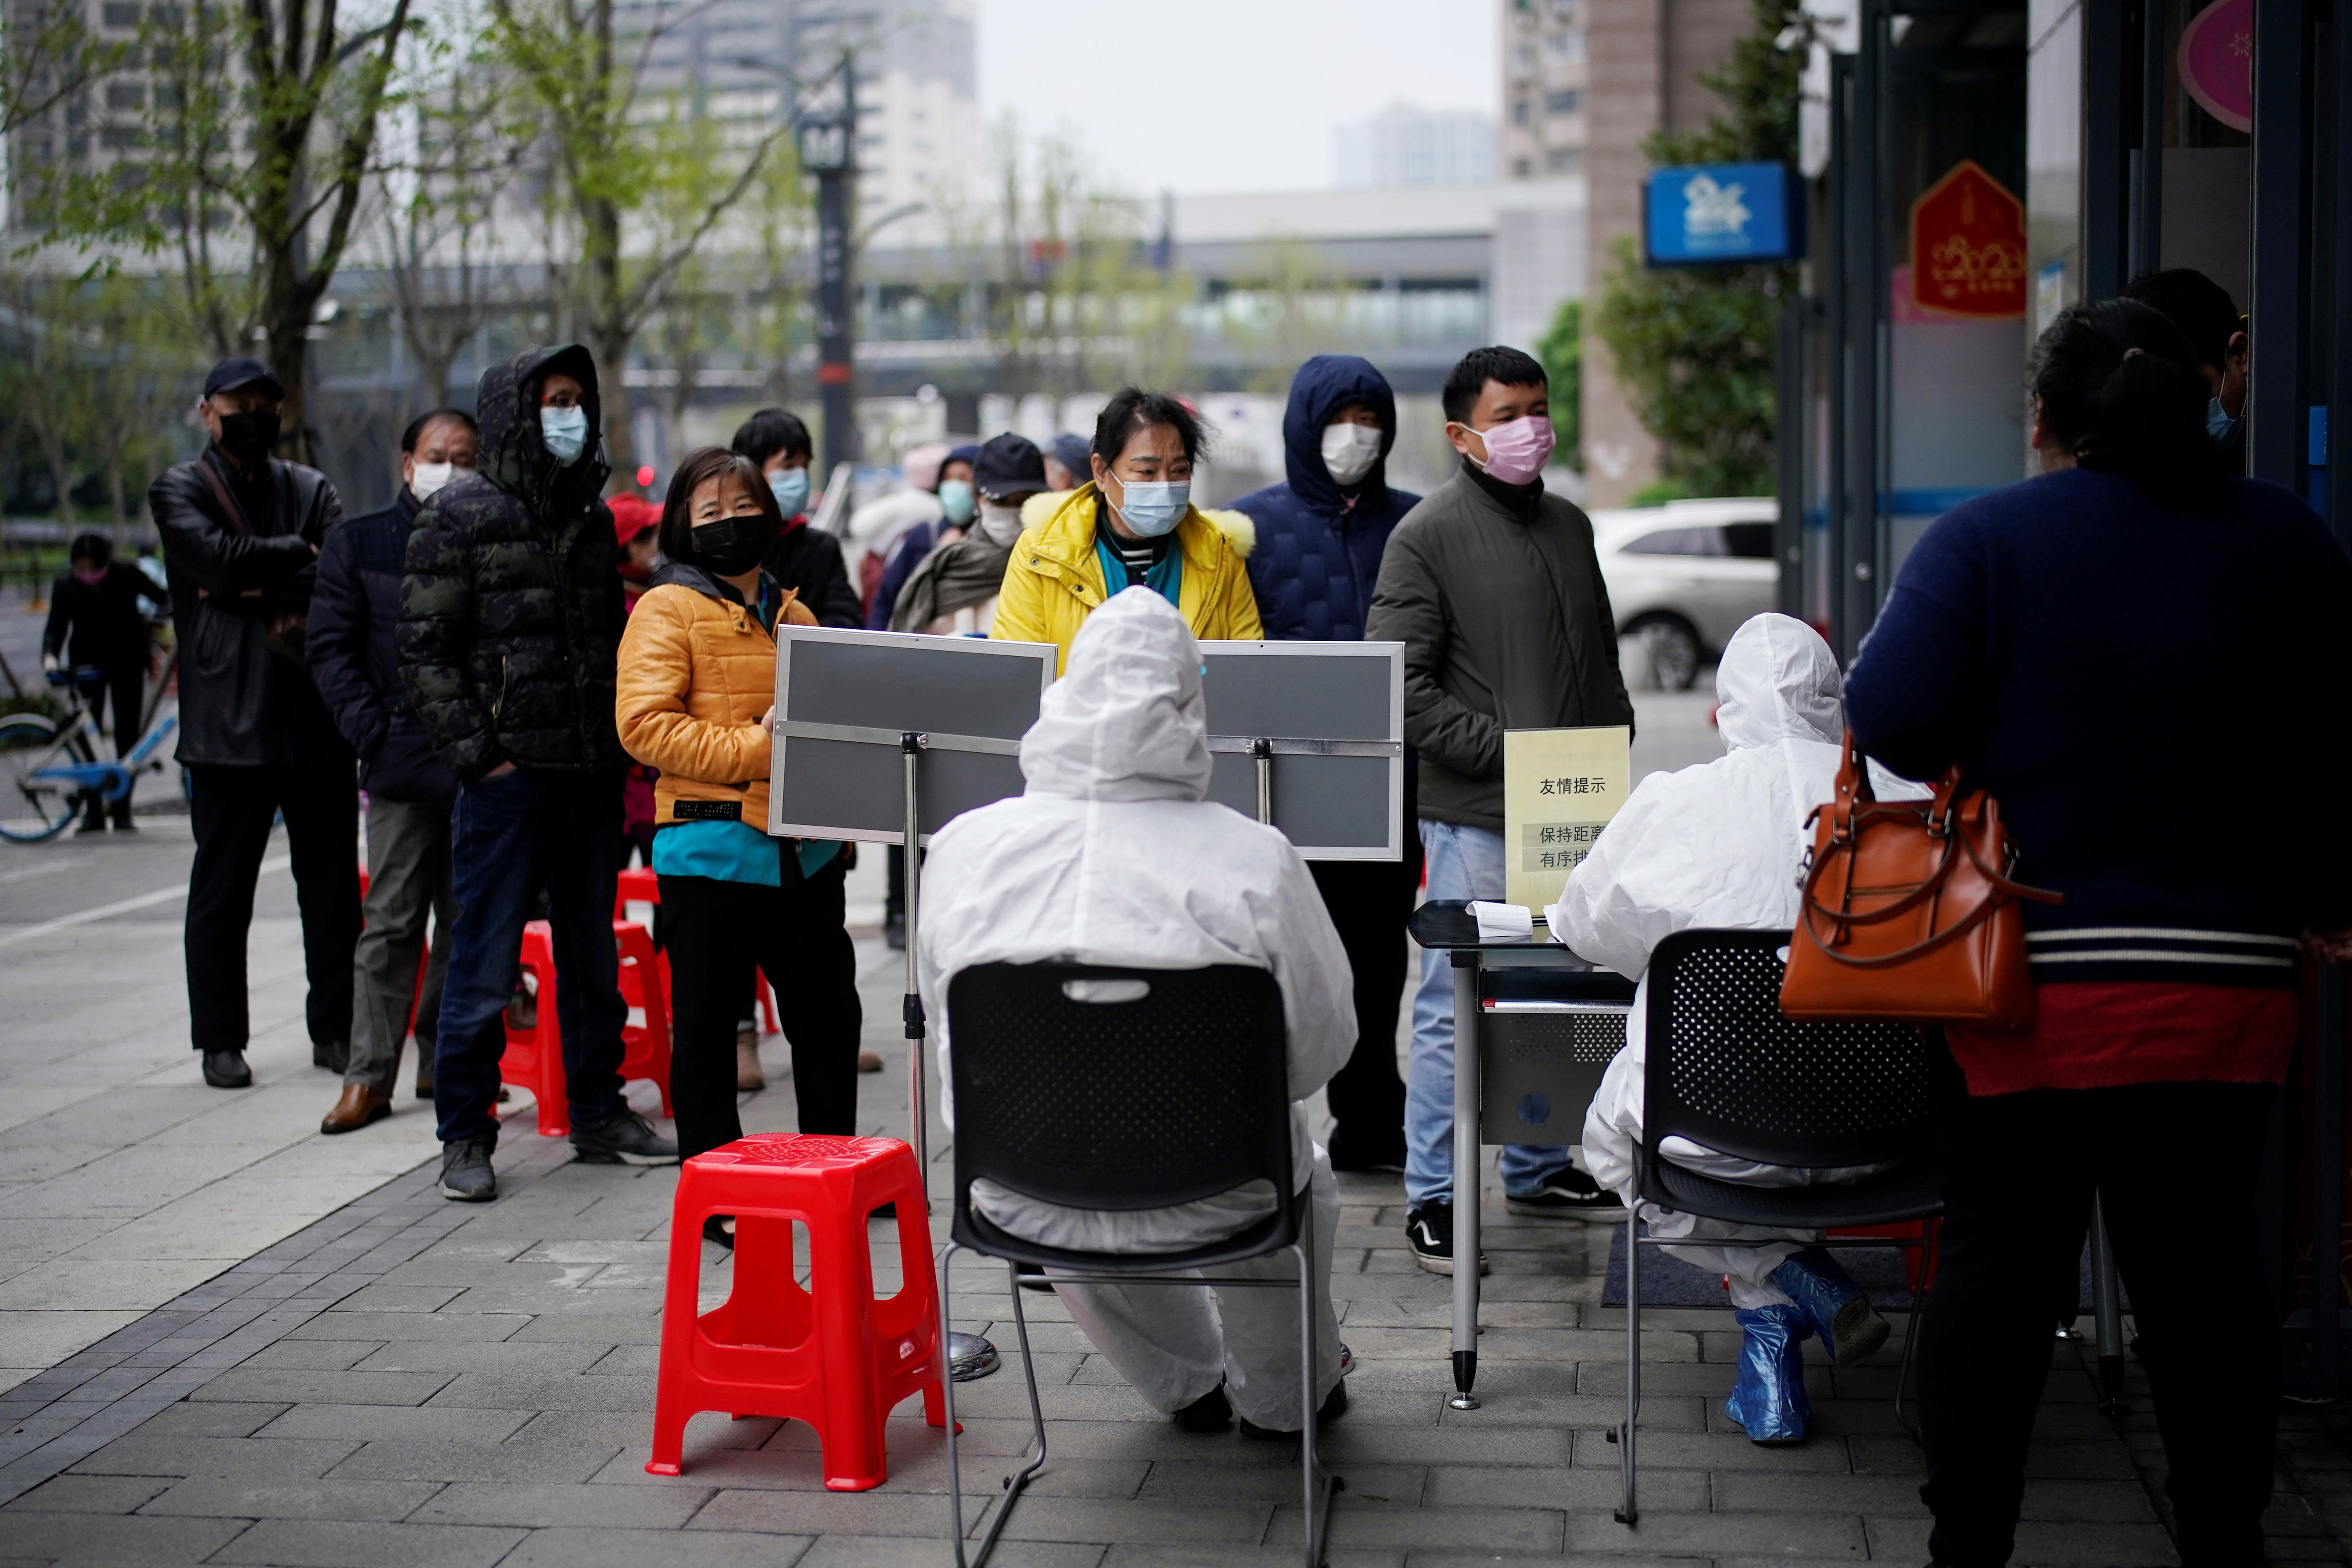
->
[1232,355,1420,1172]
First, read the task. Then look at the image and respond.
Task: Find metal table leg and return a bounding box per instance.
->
[1450,952,1480,1410]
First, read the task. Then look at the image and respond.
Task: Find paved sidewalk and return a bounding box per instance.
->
[0,906,2244,1568]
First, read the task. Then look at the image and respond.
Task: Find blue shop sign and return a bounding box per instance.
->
[1644,162,1802,265]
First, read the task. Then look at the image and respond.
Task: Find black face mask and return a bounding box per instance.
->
[691,515,774,576]
[217,409,279,465]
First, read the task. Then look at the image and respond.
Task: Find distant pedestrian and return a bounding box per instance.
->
[1848,298,2352,1568]
[1366,345,1634,1272]
[1044,432,1090,493]
[991,389,1263,671]
[866,442,977,630]
[611,494,662,611]
[151,356,360,1091]
[2122,268,2248,474]
[889,432,1045,634]
[1231,355,1422,1174]
[399,345,679,1202]
[617,447,865,1216]
[730,409,861,627]
[42,531,165,833]
[307,408,477,1135]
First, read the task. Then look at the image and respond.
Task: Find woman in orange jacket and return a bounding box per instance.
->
[615,448,860,1205]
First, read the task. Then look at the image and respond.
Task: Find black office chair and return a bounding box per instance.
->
[939,961,1341,1568]
[1615,928,1942,1527]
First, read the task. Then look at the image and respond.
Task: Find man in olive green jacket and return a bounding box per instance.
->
[1365,345,1634,1274]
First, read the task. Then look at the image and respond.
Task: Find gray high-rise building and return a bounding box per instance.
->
[1335,104,1497,190]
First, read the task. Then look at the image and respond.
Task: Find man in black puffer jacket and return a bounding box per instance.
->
[398,345,678,1202]
[310,408,476,1136]
[152,356,361,1093]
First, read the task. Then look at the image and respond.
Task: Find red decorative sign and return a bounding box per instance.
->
[2179,0,2253,133]
[1910,160,2027,320]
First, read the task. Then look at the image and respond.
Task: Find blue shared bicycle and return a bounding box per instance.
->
[0,657,177,843]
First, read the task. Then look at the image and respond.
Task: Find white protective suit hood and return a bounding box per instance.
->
[1712,613,1844,753]
[915,584,1355,1255]
[1019,588,1212,803]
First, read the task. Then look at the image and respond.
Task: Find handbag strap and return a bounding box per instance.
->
[196,453,257,538]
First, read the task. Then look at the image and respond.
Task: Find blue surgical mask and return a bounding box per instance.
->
[937,478,976,525]
[1109,478,1188,538]
[540,405,589,464]
[768,467,810,517]
[2206,396,2241,446]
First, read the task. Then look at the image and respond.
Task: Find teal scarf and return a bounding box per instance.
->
[1093,530,1183,609]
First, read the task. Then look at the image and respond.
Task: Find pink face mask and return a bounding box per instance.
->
[72,566,106,587]
[1465,414,1556,486]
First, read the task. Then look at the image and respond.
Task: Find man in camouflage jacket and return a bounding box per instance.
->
[398,344,678,1201]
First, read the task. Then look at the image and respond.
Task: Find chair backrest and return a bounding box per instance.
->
[1643,928,1929,1173]
[946,961,1294,1216]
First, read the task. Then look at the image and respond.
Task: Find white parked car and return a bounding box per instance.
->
[1588,498,1779,689]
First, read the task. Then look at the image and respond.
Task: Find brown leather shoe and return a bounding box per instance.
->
[857,1050,883,1074]
[320,1083,391,1135]
[735,1038,766,1092]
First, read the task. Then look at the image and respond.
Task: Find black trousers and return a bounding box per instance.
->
[661,858,863,1160]
[1309,851,1419,1172]
[185,757,361,1054]
[76,665,144,756]
[1919,1044,2278,1568]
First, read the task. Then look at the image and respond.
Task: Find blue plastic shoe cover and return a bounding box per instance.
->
[1770,1246,1889,1366]
[1724,1304,1810,1444]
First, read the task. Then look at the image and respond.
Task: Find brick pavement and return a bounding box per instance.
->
[0,1098,2252,1568]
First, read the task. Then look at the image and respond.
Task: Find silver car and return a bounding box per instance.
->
[1589,498,1779,689]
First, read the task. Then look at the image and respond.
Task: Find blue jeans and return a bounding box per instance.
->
[434,768,628,1145]
[1404,818,1569,1207]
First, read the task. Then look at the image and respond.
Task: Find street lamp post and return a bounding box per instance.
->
[798,55,857,480]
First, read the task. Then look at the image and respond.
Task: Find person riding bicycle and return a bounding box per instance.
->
[42,532,166,832]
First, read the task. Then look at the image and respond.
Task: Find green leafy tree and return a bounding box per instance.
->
[1534,296,1582,473]
[32,0,417,463]
[485,0,808,485]
[1593,0,1801,497]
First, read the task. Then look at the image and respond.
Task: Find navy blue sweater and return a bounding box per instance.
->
[1845,467,2352,989]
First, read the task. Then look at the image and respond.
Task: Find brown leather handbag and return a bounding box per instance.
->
[1778,732,2062,1028]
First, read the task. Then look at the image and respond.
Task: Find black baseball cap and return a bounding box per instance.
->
[1050,432,1091,481]
[973,432,1047,500]
[203,356,284,400]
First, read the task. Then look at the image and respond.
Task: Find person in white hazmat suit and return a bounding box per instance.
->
[916,587,1356,1438]
[1555,613,1914,1445]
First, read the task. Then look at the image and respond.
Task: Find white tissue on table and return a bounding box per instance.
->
[1467,900,1533,942]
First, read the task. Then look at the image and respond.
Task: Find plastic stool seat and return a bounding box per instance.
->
[649,1134,946,1489]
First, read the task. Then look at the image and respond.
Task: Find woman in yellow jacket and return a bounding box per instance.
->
[615,447,861,1199]
[991,388,1262,670]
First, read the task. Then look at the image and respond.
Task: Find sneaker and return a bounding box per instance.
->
[1239,1379,1348,1440]
[570,1107,680,1166]
[1505,1166,1628,1222]
[1173,1382,1231,1432]
[1405,1201,1488,1277]
[440,1136,497,1201]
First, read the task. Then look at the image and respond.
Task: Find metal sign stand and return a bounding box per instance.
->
[900,732,929,1178]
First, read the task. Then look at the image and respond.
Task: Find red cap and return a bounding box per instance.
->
[610,495,661,547]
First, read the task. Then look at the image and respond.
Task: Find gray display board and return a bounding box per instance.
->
[768,627,1058,845]
[1198,641,1405,861]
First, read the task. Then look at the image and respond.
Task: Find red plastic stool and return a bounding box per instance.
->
[647,1134,946,1489]
[501,919,674,1137]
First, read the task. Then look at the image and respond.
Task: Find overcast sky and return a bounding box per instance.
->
[972,0,1498,198]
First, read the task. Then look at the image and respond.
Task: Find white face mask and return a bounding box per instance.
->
[1321,422,1383,487]
[410,461,458,502]
[978,500,1024,547]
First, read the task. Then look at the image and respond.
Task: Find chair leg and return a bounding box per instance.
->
[1893,1220,1933,1443]
[1294,1223,1340,1568]
[2090,1197,2127,1414]
[1616,1213,1640,1526]
[955,1260,1049,1568]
